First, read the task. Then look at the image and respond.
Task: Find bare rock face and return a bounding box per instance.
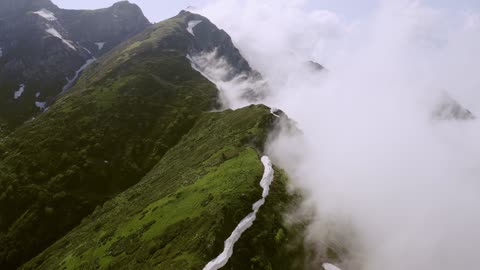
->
[182,11,270,105]
[0,0,150,131]
[182,11,255,80]
[306,60,326,72]
[0,0,57,18]
[60,1,151,54]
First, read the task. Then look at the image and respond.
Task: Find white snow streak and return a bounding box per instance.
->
[83,47,93,56]
[270,107,281,118]
[95,42,106,51]
[46,28,76,51]
[187,20,203,36]
[34,9,57,21]
[14,84,25,99]
[203,156,274,270]
[35,101,47,111]
[61,58,96,93]
[323,263,343,270]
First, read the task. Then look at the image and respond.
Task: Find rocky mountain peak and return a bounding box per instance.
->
[433,94,475,120]
[181,11,254,79]
[0,0,57,18]
[110,1,147,17]
[0,1,151,132]
[112,0,137,9]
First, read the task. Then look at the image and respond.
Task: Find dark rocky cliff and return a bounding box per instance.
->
[0,0,150,133]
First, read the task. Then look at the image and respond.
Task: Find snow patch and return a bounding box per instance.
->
[35,101,47,111]
[203,156,274,270]
[83,47,93,56]
[61,58,96,93]
[0,48,3,57]
[14,84,25,99]
[187,20,203,36]
[46,28,77,51]
[95,42,106,51]
[270,107,281,118]
[34,9,57,21]
[35,92,40,98]
[323,263,342,270]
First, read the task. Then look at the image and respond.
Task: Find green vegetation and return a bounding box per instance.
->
[0,13,217,268]
[0,9,312,270]
[21,105,307,270]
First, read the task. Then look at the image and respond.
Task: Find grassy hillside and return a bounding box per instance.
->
[22,105,307,270]
[0,9,314,269]
[0,13,218,268]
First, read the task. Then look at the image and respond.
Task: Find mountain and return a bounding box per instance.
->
[0,0,56,17]
[0,0,150,135]
[433,94,475,120]
[0,8,307,269]
[306,60,326,72]
[21,105,308,270]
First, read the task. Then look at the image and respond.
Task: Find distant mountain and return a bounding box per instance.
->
[0,0,150,135]
[306,60,326,72]
[0,0,56,17]
[433,94,475,120]
[0,9,308,269]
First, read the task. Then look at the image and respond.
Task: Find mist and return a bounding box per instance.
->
[193,0,480,269]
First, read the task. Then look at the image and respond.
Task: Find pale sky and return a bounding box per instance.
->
[52,0,480,23]
[52,0,208,22]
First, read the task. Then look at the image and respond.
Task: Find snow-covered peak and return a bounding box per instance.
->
[34,9,57,21]
[187,20,202,36]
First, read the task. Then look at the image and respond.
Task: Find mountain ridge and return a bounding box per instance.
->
[0,0,150,134]
[20,105,302,270]
[0,9,285,269]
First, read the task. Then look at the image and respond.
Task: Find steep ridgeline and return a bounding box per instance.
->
[22,106,308,270]
[0,0,150,135]
[0,11,261,269]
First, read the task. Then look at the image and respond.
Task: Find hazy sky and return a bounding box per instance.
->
[52,0,480,23]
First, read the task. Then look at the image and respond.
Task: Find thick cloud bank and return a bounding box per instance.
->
[196,1,480,269]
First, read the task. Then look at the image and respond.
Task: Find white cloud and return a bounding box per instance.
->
[197,0,480,269]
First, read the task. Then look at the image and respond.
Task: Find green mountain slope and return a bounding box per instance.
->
[0,7,311,269]
[0,12,238,268]
[22,105,306,270]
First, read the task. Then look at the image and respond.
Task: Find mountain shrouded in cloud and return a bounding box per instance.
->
[196,0,480,269]
[1,0,480,269]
